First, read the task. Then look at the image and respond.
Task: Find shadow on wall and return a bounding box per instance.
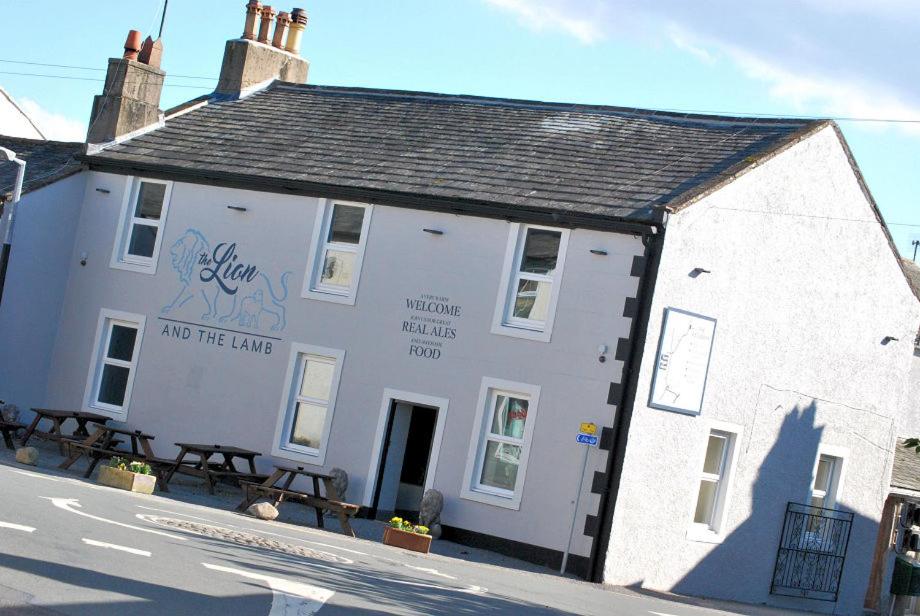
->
[672,402,875,612]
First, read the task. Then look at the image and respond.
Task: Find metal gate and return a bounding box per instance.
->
[771,502,854,602]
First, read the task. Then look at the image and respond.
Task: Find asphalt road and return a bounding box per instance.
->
[0,461,790,615]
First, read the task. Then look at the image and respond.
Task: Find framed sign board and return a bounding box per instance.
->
[648,307,717,416]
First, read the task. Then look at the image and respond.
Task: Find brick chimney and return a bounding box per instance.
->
[215,3,309,98]
[86,30,165,144]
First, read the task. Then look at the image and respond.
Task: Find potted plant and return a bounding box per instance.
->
[382,517,432,554]
[97,457,157,495]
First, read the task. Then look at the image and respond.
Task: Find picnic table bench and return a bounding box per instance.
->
[236,465,360,537]
[58,424,175,492]
[164,443,267,494]
[20,409,112,451]
[0,420,25,449]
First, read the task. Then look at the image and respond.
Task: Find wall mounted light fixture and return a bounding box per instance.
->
[590,249,608,256]
[689,267,711,278]
[227,205,248,212]
[94,187,110,194]
[423,228,444,235]
[882,336,899,345]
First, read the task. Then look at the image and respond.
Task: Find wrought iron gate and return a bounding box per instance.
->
[771,502,854,602]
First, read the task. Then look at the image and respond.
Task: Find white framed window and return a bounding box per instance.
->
[461,377,541,510]
[83,309,146,419]
[302,199,373,305]
[810,451,845,509]
[688,421,741,543]
[491,223,569,342]
[110,177,173,274]
[272,343,345,466]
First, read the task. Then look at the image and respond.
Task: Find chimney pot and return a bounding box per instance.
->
[138,36,164,69]
[258,6,276,43]
[272,11,291,49]
[285,8,308,55]
[243,0,262,40]
[123,30,143,60]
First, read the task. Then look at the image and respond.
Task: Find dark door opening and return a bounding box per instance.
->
[370,400,438,520]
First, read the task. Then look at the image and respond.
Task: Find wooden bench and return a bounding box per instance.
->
[0,420,24,449]
[237,480,360,537]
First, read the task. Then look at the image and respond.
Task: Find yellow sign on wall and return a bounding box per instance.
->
[579,422,597,435]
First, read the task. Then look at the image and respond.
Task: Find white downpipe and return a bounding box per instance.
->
[0,147,26,245]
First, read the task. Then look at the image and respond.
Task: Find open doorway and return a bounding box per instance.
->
[365,390,449,520]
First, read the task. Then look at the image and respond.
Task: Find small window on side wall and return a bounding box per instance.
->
[491,223,569,342]
[810,454,843,509]
[302,199,373,305]
[83,309,145,418]
[687,424,741,543]
[111,177,173,274]
[272,343,345,465]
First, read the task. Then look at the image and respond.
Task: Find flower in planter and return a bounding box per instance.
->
[108,457,152,476]
[388,517,430,535]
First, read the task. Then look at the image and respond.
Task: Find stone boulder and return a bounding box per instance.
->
[419,489,444,539]
[246,502,279,521]
[329,467,348,500]
[15,447,37,466]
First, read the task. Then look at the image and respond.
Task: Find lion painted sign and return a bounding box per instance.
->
[160,228,292,337]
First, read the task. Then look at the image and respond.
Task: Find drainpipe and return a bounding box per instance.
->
[0,146,26,306]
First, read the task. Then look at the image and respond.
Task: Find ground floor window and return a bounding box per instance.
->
[811,453,844,509]
[83,309,146,417]
[688,422,741,541]
[272,343,345,465]
[461,378,541,510]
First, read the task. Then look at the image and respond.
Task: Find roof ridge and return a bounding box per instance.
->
[269,82,822,127]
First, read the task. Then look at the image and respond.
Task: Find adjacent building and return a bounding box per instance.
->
[1,7,918,614]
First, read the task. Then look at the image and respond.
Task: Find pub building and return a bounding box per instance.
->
[1,5,918,614]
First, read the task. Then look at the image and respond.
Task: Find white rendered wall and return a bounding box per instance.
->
[0,173,85,411]
[42,171,644,560]
[603,126,920,614]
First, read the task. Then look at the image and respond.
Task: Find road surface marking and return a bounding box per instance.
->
[203,563,334,615]
[136,505,245,528]
[0,521,35,533]
[649,612,681,616]
[41,498,187,540]
[11,469,61,481]
[403,564,457,580]
[82,538,151,557]
[244,528,370,556]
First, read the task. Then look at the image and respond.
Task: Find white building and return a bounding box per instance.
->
[1,9,918,615]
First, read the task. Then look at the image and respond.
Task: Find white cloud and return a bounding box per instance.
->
[483,0,920,136]
[17,99,86,142]
[484,0,605,44]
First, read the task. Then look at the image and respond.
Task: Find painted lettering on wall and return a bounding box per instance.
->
[161,228,291,333]
[402,294,461,360]
[158,321,274,355]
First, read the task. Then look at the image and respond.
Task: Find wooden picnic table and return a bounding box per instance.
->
[0,420,25,449]
[58,423,174,491]
[164,443,265,494]
[236,464,359,537]
[19,409,112,449]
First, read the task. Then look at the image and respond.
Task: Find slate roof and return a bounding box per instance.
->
[892,440,920,493]
[0,136,83,202]
[903,259,920,302]
[86,83,821,225]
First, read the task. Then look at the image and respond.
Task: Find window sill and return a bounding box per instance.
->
[84,402,127,421]
[686,525,725,544]
[459,486,522,511]
[301,287,357,306]
[490,322,553,343]
[109,259,158,276]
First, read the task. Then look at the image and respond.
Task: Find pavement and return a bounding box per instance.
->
[0,442,806,615]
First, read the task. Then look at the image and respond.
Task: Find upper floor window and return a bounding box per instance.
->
[83,309,145,418]
[491,223,569,342]
[110,177,173,274]
[811,453,844,509]
[302,199,373,305]
[461,378,541,510]
[272,343,345,465]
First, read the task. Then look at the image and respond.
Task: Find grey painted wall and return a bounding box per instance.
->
[603,126,920,614]
[0,173,86,412]
[41,170,644,559]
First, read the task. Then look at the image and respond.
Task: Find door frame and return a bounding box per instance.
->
[362,388,449,507]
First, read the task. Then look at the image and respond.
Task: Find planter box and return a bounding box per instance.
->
[97,465,156,495]
[383,526,432,554]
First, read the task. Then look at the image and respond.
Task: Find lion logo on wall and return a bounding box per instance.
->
[161,229,291,332]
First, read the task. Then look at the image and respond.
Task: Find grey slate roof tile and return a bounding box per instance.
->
[87,83,820,223]
[893,440,920,492]
[0,136,83,200]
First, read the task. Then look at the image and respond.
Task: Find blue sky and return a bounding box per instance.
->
[2,0,918,257]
